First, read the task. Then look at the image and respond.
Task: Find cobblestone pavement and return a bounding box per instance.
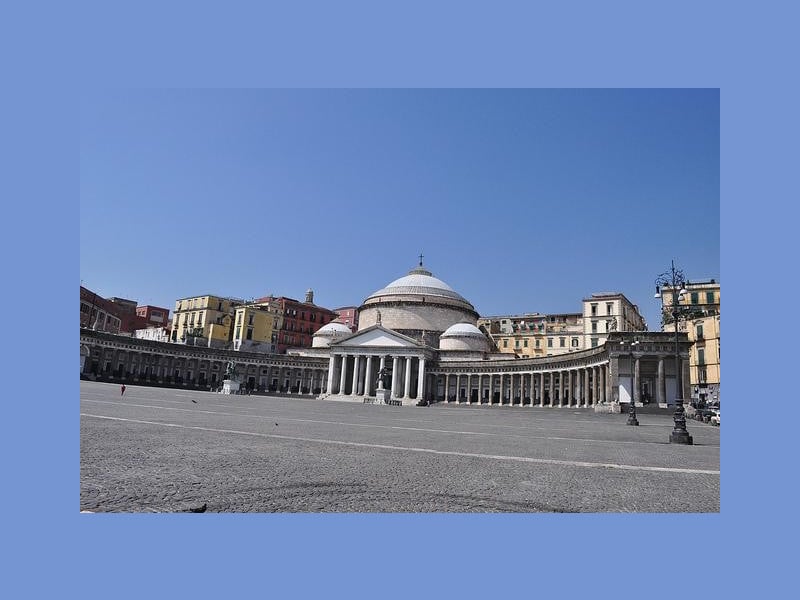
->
[80,381,720,513]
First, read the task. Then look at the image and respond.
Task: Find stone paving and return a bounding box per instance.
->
[80,381,720,513]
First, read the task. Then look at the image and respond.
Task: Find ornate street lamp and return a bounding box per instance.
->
[621,338,640,426]
[655,260,693,445]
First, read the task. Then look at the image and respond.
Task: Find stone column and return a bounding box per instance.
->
[456,374,462,403]
[445,373,450,402]
[403,356,411,398]
[339,354,348,395]
[499,373,505,405]
[365,355,374,397]
[558,371,564,407]
[417,358,426,400]
[567,370,573,406]
[584,368,591,407]
[547,371,556,408]
[351,355,361,396]
[391,357,400,399]
[633,357,640,405]
[657,357,665,405]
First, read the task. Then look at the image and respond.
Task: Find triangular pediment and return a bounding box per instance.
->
[331,325,422,349]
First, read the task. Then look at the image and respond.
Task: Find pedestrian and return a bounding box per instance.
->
[120,384,126,396]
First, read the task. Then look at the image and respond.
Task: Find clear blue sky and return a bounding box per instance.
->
[80,89,719,331]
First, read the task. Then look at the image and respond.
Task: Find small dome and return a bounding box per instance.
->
[315,322,352,336]
[439,321,489,352]
[441,322,485,337]
[312,321,352,348]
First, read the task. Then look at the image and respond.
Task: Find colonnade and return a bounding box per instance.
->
[326,353,427,401]
[435,364,609,407]
[81,336,328,394]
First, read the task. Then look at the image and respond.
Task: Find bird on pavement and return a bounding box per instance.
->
[188,503,207,513]
[192,399,197,403]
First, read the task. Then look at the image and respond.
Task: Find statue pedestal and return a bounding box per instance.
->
[375,388,391,405]
[221,379,240,394]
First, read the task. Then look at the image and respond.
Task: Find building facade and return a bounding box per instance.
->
[479,313,586,358]
[333,306,359,332]
[136,305,171,328]
[660,279,721,404]
[171,294,242,347]
[582,293,647,348]
[232,303,277,353]
[80,286,122,334]
[259,289,339,354]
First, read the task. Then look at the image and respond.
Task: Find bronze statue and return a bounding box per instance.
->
[225,360,237,380]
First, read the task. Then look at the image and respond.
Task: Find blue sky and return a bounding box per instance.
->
[80,89,719,330]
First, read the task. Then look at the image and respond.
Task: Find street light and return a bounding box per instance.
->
[655,260,694,445]
[621,338,640,426]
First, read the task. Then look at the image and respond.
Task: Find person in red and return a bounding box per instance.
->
[120,384,126,396]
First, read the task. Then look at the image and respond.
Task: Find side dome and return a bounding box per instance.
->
[439,322,490,352]
[312,322,352,348]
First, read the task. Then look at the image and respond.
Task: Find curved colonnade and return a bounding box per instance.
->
[82,329,690,408]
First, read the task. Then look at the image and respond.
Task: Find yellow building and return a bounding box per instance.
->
[660,279,721,405]
[232,302,280,353]
[478,313,583,358]
[171,295,242,347]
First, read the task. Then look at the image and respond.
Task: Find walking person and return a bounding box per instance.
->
[120,384,126,396]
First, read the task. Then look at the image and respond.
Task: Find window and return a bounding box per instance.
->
[591,321,597,333]
[706,291,715,304]
[524,339,528,347]
[571,338,579,347]
[547,338,553,348]
[515,340,519,348]
[246,328,253,340]
[606,302,613,315]
[535,339,540,348]
[691,292,699,304]
[591,338,598,348]
[559,337,565,347]
[591,303,598,316]
[697,348,705,365]
[503,339,508,348]
[696,324,704,339]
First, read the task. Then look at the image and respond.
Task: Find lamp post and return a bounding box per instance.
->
[655,260,693,445]
[621,338,640,426]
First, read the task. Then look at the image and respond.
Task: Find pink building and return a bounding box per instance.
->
[334,306,359,332]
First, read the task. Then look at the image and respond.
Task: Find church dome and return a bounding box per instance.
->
[365,266,470,304]
[358,262,479,344]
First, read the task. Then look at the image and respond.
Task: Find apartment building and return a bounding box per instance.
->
[660,279,721,404]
